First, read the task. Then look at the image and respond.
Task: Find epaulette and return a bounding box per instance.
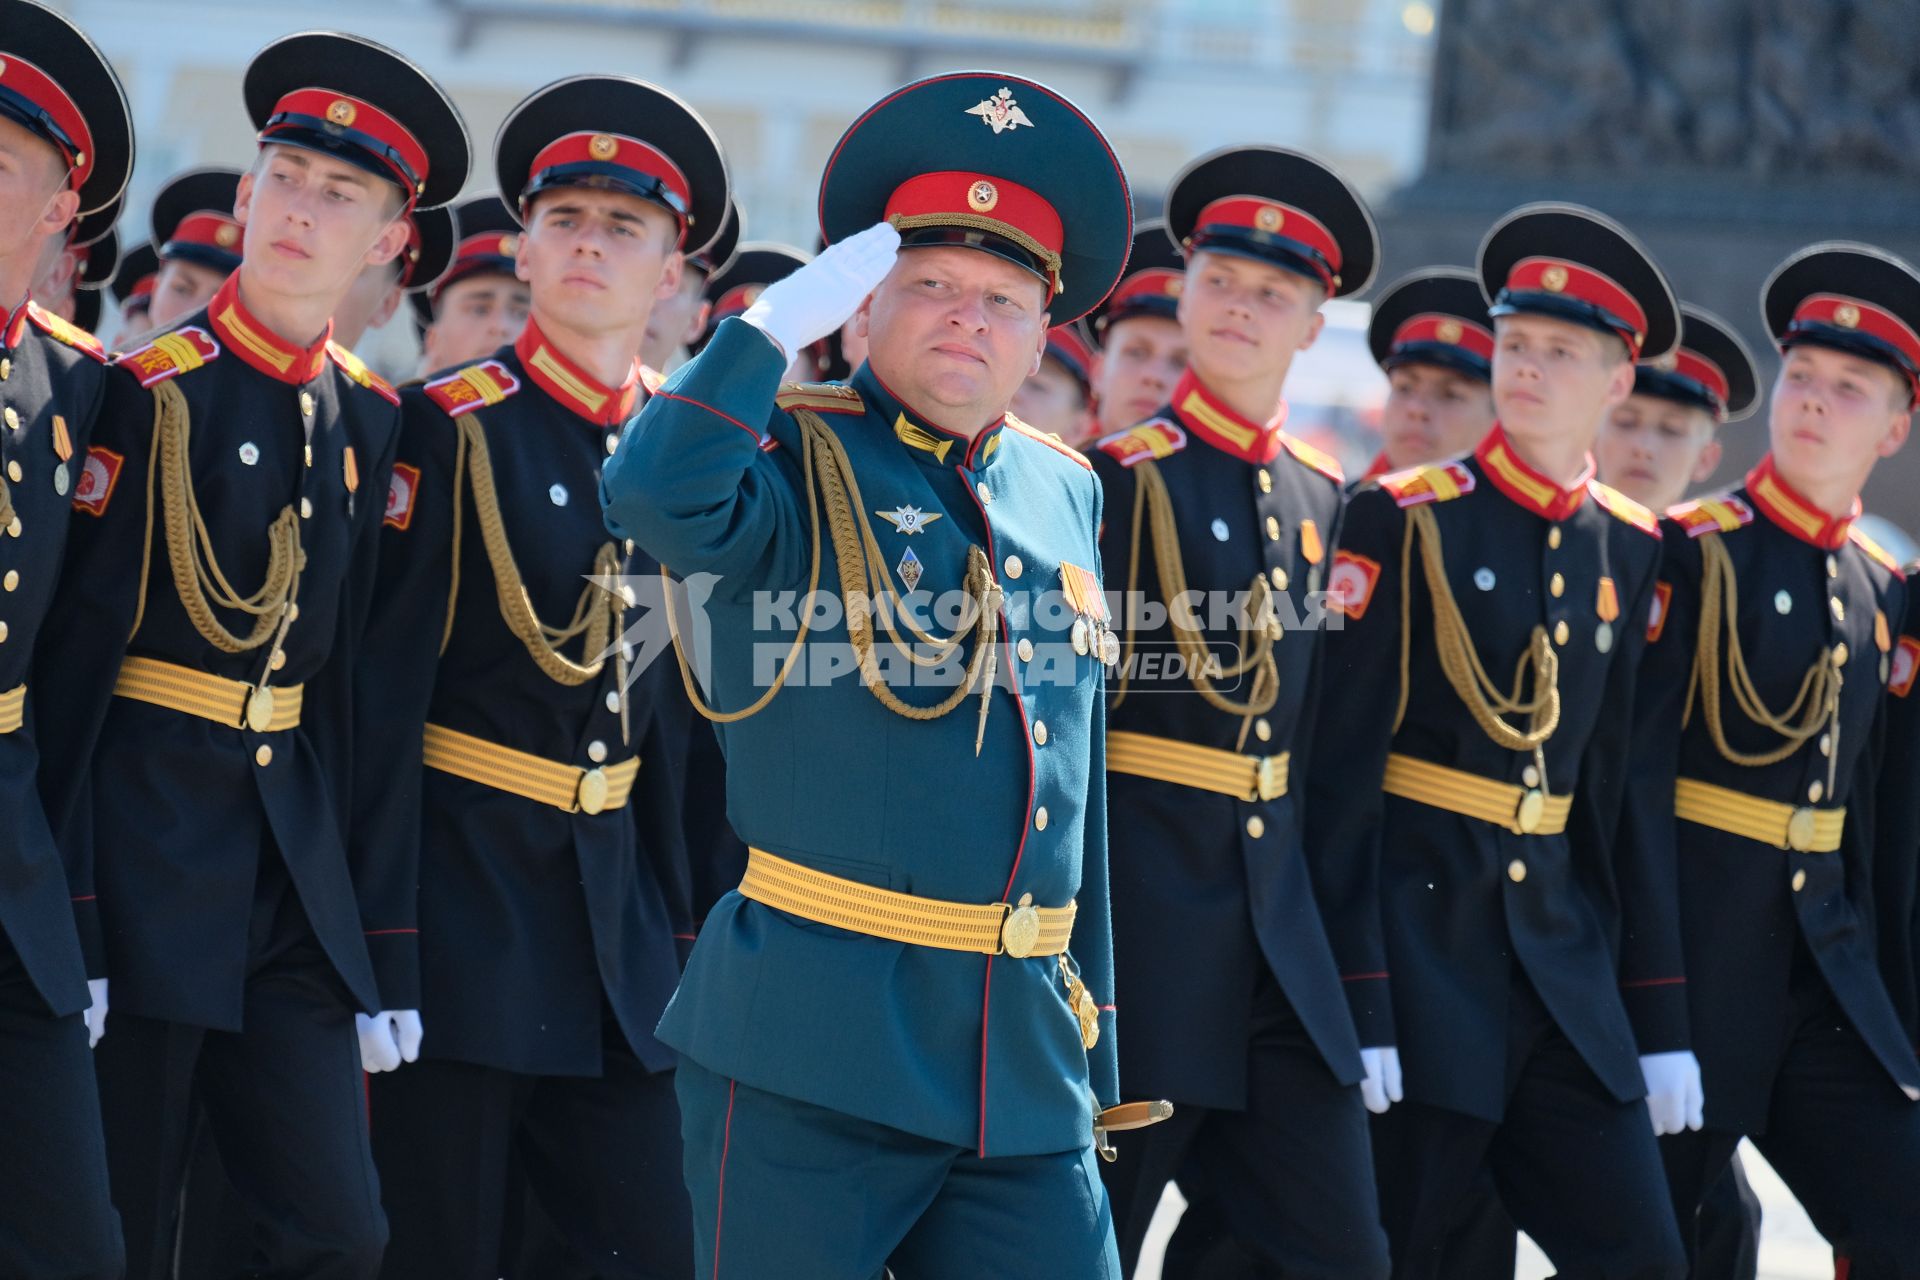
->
[1849,525,1904,578]
[328,341,400,405]
[1666,492,1753,539]
[1378,460,1475,508]
[26,300,105,361]
[1094,418,1186,468]
[423,359,521,417]
[773,381,863,416]
[1281,433,1344,485]
[1588,480,1662,539]
[1006,414,1091,471]
[114,325,221,388]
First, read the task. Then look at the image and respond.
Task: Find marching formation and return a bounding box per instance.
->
[2,3,1918,1278]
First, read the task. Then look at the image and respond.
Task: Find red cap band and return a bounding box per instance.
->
[262,88,430,200]
[1670,348,1731,409]
[1108,268,1183,309]
[1790,293,1920,397]
[1391,312,1495,362]
[1505,256,1648,354]
[883,170,1064,292]
[526,132,690,233]
[0,53,94,191]
[168,211,243,255]
[1193,196,1340,287]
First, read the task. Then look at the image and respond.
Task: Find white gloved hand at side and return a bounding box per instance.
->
[742,221,900,358]
[1359,1045,1403,1115]
[356,1009,424,1073]
[1639,1049,1705,1135]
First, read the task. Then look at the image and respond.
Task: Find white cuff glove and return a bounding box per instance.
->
[84,978,108,1049]
[1639,1049,1705,1135]
[742,221,900,359]
[356,1009,424,1074]
[1359,1045,1403,1115]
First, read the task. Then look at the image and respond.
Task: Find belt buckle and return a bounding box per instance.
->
[245,686,276,733]
[576,767,610,816]
[1515,788,1546,835]
[1001,893,1041,958]
[1786,806,1817,853]
[1255,755,1284,802]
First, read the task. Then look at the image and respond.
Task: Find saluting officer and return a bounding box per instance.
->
[1089,145,1391,1278]
[604,70,1139,1278]
[31,31,469,1278]
[0,2,132,1273]
[349,73,723,1278]
[1647,243,1920,1277]
[1307,204,1696,1279]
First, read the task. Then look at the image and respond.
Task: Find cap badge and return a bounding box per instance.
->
[968,180,999,212]
[589,134,619,161]
[215,224,239,248]
[1165,276,1183,296]
[1436,319,1463,344]
[1541,265,1569,293]
[499,234,519,256]
[1835,303,1861,329]
[1255,205,1284,233]
[326,99,358,128]
[966,87,1034,135]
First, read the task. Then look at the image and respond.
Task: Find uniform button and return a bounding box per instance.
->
[6,516,19,538]
[1271,567,1289,591]
[1034,806,1049,831]
[1830,597,1845,623]
[300,392,316,417]
[1508,859,1527,883]
[976,482,992,505]
[300,497,313,519]
[255,744,273,767]
[3,407,17,430]
[1254,717,1272,742]
[287,603,299,622]
[1265,516,1281,541]
[1808,780,1824,803]
[587,740,609,763]
[1245,815,1266,839]
[304,445,313,468]
[5,460,20,483]
[1547,526,1562,550]
[0,621,8,642]
[270,649,287,671]
[606,435,619,456]
[1032,720,1048,746]
[1792,869,1808,893]
[1553,620,1570,645]
[1826,554,1839,578]
[0,357,10,379]
[606,691,622,713]
[1522,764,1541,788]
[1819,733,1832,757]
[1832,643,1849,668]
[1257,468,1273,494]
[1016,638,1034,662]
[1549,573,1564,598]
[1004,554,1023,579]
[2,570,16,592]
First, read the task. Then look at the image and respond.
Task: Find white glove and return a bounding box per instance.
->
[742,221,900,359]
[356,1009,424,1074]
[1359,1045,1403,1115]
[1639,1050,1705,1135]
[84,978,108,1049]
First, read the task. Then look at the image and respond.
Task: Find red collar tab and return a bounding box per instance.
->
[525,132,691,242]
[0,300,30,350]
[260,88,429,206]
[0,54,93,193]
[166,211,243,259]
[1745,454,1859,551]
[1363,449,1392,481]
[1786,293,1920,403]
[1171,368,1286,464]
[207,273,331,384]
[1191,196,1341,291]
[884,170,1064,299]
[1475,426,1592,521]
[514,316,642,426]
[1503,256,1648,356]
[1109,268,1183,310]
[1391,311,1495,363]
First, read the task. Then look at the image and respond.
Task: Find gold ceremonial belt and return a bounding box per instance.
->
[1382,752,1572,836]
[1674,777,1844,854]
[1107,730,1289,802]
[0,683,23,734]
[113,656,302,732]
[740,846,1076,958]
[422,723,639,816]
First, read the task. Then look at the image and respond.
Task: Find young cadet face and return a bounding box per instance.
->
[641,265,710,368]
[147,257,228,331]
[1094,313,1187,434]
[1596,393,1721,512]
[1491,312,1635,450]
[422,273,530,371]
[1767,344,1911,493]
[0,115,80,286]
[1177,250,1324,387]
[858,244,1050,431]
[236,144,410,313]
[1010,352,1090,442]
[1380,362,1495,470]
[516,189,683,338]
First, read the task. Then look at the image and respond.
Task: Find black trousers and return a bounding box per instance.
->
[1371,974,1684,1280]
[370,1038,692,1280]
[1692,1153,1760,1280]
[93,860,385,1280]
[0,939,123,1278]
[1102,971,1390,1280]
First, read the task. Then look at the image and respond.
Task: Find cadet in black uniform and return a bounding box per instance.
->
[1092,145,1391,1279]
[350,74,723,1279]
[407,192,528,376]
[639,193,736,373]
[1649,243,1920,1278]
[1308,204,1694,1279]
[143,165,244,333]
[1085,218,1187,441]
[0,3,131,1274]
[108,238,157,344]
[31,31,469,1279]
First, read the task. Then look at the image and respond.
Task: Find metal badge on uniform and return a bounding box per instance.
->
[1299,519,1324,565]
[343,446,359,493]
[877,504,943,535]
[1875,609,1892,653]
[1473,567,1495,592]
[50,414,71,494]
[1060,561,1114,666]
[549,483,569,507]
[1210,518,1229,542]
[239,442,260,466]
[896,546,924,592]
[1774,590,1792,615]
[1595,576,1619,651]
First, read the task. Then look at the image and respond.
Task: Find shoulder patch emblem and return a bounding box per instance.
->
[1379,460,1474,509]
[423,360,521,417]
[26,300,106,360]
[774,381,864,416]
[1588,480,1662,538]
[1667,492,1753,539]
[115,326,221,388]
[384,461,421,531]
[1095,418,1186,468]
[71,445,124,516]
[328,341,400,405]
[1848,525,1904,577]
[1891,635,1920,698]
[1327,550,1382,621]
[1006,414,1092,471]
[1648,581,1673,643]
[1281,433,1344,485]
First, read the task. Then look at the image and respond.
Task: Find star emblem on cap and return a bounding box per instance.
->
[1436,319,1462,343]
[589,133,619,161]
[499,234,519,256]
[215,224,239,247]
[1165,277,1183,296]
[1255,205,1284,232]
[326,99,357,127]
[968,180,998,212]
[966,87,1033,135]
[1835,302,1861,328]
[1541,265,1569,292]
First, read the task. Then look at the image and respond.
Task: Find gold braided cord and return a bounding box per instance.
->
[444,414,623,685]
[132,380,303,653]
[1397,504,1559,752]
[1108,457,1279,745]
[662,406,1002,736]
[1684,530,1839,767]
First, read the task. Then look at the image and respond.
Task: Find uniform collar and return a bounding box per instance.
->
[206,272,332,385]
[0,296,31,351]
[1474,425,1593,521]
[854,362,1008,471]
[514,315,644,427]
[1168,369,1287,465]
[1745,453,1859,551]
[1363,448,1392,481]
